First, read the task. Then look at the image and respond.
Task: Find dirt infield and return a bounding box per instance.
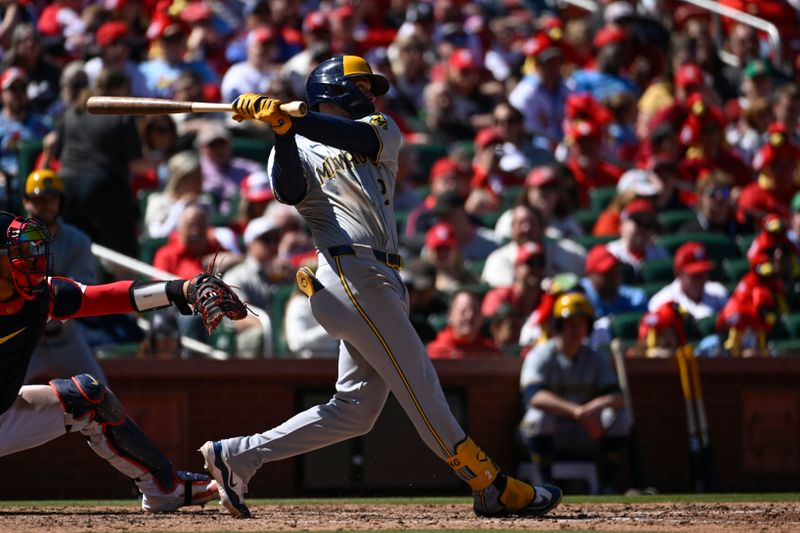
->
[2,501,799,532]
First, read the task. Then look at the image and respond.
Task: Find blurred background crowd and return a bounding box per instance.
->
[2,0,800,363]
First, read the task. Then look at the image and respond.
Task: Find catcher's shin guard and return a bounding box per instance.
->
[50,374,176,492]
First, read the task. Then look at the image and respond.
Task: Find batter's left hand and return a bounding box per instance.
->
[232,93,293,135]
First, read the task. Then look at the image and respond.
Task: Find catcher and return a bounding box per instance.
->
[0,211,246,511]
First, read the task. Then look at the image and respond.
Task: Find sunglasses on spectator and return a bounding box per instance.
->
[703,187,731,201]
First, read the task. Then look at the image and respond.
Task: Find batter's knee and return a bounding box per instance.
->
[49,374,125,431]
[328,393,386,436]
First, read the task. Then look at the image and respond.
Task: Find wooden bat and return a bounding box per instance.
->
[676,345,705,492]
[684,346,720,491]
[86,96,308,117]
[610,339,648,493]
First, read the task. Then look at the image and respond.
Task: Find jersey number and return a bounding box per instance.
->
[377,178,389,206]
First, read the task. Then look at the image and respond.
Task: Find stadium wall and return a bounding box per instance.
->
[3,358,799,499]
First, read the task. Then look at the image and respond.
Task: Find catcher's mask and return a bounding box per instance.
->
[0,212,53,299]
[306,55,389,119]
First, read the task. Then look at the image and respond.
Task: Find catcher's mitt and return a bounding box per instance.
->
[187,273,248,333]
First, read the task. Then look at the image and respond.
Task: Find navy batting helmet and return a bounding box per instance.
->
[305,55,389,119]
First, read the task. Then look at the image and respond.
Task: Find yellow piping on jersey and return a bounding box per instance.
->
[333,255,451,458]
[367,122,384,164]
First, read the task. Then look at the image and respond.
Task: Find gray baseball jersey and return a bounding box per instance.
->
[218,113,472,482]
[266,112,401,253]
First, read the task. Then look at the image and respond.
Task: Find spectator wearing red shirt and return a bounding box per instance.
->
[564,117,624,208]
[481,241,545,319]
[717,255,780,358]
[427,290,501,359]
[678,94,751,186]
[153,203,239,280]
[405,156,471,238]
[737,124,800,228]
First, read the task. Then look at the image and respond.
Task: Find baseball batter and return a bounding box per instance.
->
[199,55,562,519]
[0,211,247,512]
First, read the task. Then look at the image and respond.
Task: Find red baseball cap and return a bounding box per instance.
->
[426,222,458,250]
[515,241,545,266]
[475,127,504,149]
[247,27,276,47]
[449,48,479,71]
[180,1,213,24]
[96,21,129,47]
[675,63,704,89]
[241,171,274,203]
[525,165,557,187]
[0,67,26,91]
[593,25,625,49]
[523,32,563,62]
[303,11,329,32]
[674,242,715,275]
[429,157,461,183]
[585,244,619,274]
[621,198,656,220]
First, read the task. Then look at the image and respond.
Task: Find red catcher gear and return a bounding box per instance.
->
[0,213,53,300]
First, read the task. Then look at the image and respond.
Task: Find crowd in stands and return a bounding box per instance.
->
[2,0,800,363]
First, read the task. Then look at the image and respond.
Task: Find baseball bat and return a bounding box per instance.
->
[685,346,720,491]
[86,96,308,117]
[676,345,705,492]
[610,339,648,492]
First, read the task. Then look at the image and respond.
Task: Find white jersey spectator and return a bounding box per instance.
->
[648,242,729,321]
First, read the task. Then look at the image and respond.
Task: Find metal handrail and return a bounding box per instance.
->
[91,243,273,359]
[556,0,784,71]
[677,0,784,70]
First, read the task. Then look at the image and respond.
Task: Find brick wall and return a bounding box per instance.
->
[3,357,799,499]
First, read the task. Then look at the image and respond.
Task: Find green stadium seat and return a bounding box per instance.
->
[687,316,717,342]
[479,211,503,230]
[781,313,800,338]
[722,258,750,283]
[428,312,448,332]
[657,233,739,263]
[589,186,617,211]
[209,324,237,358]
[465,259,486,278]
[501,186,524,210]
[271,284,297,357]
[573,208,602,233]
[657,210,696,232]
[410,143,448,180]
[640,281,667,299]
[772,338,800,356]
[138,236,168,265]
[611,311,645,341]
[231,135,271,164]
[620,262,638,284]
[15,139,43,212]
[736,233,756,257]
[573,234,616,250]
[463,282,492,298]
[641,258,675,283]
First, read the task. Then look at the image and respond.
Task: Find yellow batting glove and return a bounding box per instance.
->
[231,93,267,122]
[255,98,293,135]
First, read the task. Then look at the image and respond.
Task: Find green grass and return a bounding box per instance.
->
[2,493,799,507]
